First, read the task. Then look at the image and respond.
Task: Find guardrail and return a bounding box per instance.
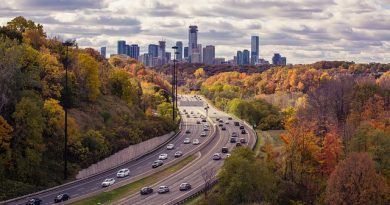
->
[1,117,183,205]
[169,95,258,205]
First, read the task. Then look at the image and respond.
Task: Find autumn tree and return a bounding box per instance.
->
[194,67,206,78]
[38,48,63,99]
[76,53,101,101]
[325,152,388,205]
[0,116,13,175]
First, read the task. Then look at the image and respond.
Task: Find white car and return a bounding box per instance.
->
[116,168,130,178]
[213,153,222,160]
[184,138,191,144]
[192,139,200,145]
[102,178,115,187]
[159,153,168,160]
[203,127,209,131]
[167,144,174,150]
[200,131,207,137]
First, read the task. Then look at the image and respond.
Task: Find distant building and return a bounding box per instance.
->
[129,44,140,59]
[236,51,243,65]
[117,40,126,55]
[203,45,215,65]
[243,49,250,65]
[165,52,171,63]
[272,53,287,66]
[176,41,183,61]
[184,47,189,59]
[100,47,106,58]
[214,58,225,65]
[188,25,198,62]
[191,44,202,63]
[158,41,166,65]
[251,36,259,65]
[140,53,151,67]
[148,44,158,58]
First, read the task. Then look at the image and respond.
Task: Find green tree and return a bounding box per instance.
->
[77,53,101,101]
[108,69,139,105]
[81,129,110,164]
[157,102,173,120]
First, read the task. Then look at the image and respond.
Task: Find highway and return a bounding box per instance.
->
[117,95,257,205]
[8,96,214,205]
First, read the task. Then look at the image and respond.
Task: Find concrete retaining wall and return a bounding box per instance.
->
[76,131,175,179]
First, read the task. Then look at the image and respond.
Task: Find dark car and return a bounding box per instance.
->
[218,123,223,127]
[230,137,237,143]
[241,129,246,134]
[232,132,238,138]
[179,183,192,191]
[239,125,245,130]
[236,142,242,147]
[228,117,233,120]
[221,126,226,130]
[54,193,70,203]
[26,198,42,205]
[240,138,247,144]
[140,187,153,195]
[202,119,207,122]
[196,121,201,124]
[185,130,191,134]
[234,121,240,126]
[222,147,229,153]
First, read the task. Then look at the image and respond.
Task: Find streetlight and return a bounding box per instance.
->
[172,46,178,121]
[63,39,75,180]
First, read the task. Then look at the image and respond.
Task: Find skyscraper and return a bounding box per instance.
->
[236,51,243,65]
[243,49,250,65]
[125,44,130,56]
[148,44,158,58]
[130,44,140,59]
[188,25,198,62]
[251,36,259,65]
[184,47,189,59]
[158,41,166,65]
[203,45,215,65]
[117,40,126,55]
[100,47,106,58]
[176,41,183,61]
[165,52,171,63]
[191,44,202,63]
[272,53,286,66]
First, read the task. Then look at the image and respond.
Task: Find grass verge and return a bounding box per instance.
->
[72,155,196,205]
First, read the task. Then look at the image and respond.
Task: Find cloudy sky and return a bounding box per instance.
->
[0,0,389,64]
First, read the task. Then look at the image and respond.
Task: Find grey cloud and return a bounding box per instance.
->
[14,0,103,10]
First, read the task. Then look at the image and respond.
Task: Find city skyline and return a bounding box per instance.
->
[0,0,389,63]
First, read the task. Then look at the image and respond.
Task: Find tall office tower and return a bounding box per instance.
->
[188,25,198,62]
[203,45,215,65]
[251,36,259,65]
[243,49,250,65]
[191,44,202,63]
[100,47,106,58]
[148,44,158,58]
[281,57,287,66]
[118,40,126,55]
[165,52,171,63]
[236,51,243,65]
[175,41,183,61]
[272,53,282,65]
[184,47,189,59]
[140,53,150,66]
[130,44,140,59]
[125,44,130,56]
[158,41,166,65]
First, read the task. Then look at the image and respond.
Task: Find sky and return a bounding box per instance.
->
[0,0,389,64]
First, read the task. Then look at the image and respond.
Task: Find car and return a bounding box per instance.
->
[232,132,238,137]
[216,118,219,121]
[203,127,209,131]
[219,119,223,123]
[218,123,223,127]
[152,160,164,168]
[196,120,201,124]
[236,142,242,147]
[240,138,246,143]
[241,129,246,134]
[185,130,191,134]
[116,168,130,178]
[158,186,170,194]
[228,117,233,120]
[26,198,42,205]
[222,147,229,153]
[179,183,192,191]
[226,153,231,158]
[54,193,70,203]
[214,112,217,114]
[183,109,186,112]
[190,111,194,114]
[167,144,175,150]
[101,178,115,187]
[230,137,237,143]
[192,139,200,145]
[213,153,222,160]
[174,151,183,157]
[200,131,207,137]
[159,153,168,160]
[140,187,154,195]
[225,121,230,124]
[240,125,245,130]
[187,114,190,118]
[202,119,207,122]
[184,138,191,144]
[221,126,226,130]
[234,121,240,126]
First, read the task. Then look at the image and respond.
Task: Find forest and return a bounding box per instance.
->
[0,16,176,200]
[190,63,390,204]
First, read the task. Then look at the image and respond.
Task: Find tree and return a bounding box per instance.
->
[325,152,388,205]
[76,53,101,101]
[108,69,139,105]
[0,116,13,175]
[38,48,63,99]
[194,67,206,78]
[81,129,110,164]
[201,167,216,198]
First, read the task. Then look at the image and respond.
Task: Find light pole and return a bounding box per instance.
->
[63,39,75,180]
[172,46,178,121]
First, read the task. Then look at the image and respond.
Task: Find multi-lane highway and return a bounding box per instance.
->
[5,95,256,205]
[117,95,257,205]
